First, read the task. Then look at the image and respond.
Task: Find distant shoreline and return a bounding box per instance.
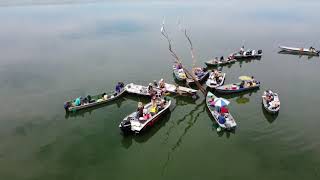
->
[0,0,107,7]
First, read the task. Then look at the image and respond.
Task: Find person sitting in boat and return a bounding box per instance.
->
[310,46,315,52]
[175,63,182,69]
[227,54,235,61]
[193,68,203,77]
[239,81,245,88]
[220,56,225,62]
[148,83,154,93]
[115,82,124,94]
[240,46,245,55]
[159,79,165,89]
[150,97,158,116]
[250,76,260,85]
[74,97,82,106]
[136,102,144,118]
[213,57,219,63]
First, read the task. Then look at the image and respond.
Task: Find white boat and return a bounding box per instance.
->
[262,90,280,114]
[206,92,236,130]
[206,72,226,89]
[125,83,152,96]
[119,99,171,134]
[155,81,197,96]
[279,46,319,56]
[233,49,263,59]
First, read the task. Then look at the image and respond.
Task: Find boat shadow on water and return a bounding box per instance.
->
[120,111,172,149]
[262,103,279,123]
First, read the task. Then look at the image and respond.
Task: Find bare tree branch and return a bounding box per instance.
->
[160,19,206,95]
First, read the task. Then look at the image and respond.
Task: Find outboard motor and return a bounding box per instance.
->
[120,117,132,134]
[258,50,262,54]
[64,102,70,111]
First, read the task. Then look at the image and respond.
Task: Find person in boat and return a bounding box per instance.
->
[115,82,124,94]
[239,81,245,88]
[194,67,204,77]
[159,79,165,89]
[175,63,182,69]
[148,83,154,92]
[240,46,244,55]
[220,56,225,62]
[213,57,219,63]
[310,46,315,52]
[153,80,158,87]
[136,102,144,118]
[227,55,234,62]
[74,97,82,106]
[150,97,158,116]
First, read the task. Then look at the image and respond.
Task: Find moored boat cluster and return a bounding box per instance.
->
[62,42,320,135]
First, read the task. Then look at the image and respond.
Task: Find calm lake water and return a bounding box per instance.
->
[1,1,320,179]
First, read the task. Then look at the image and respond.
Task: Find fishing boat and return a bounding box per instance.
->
[206,92,236,130]
[125,83,155,96]
[233,49,263,59]
[262,90,280,114]
[206,71,226,89]
[215,78,260,94]
[119,98,171,134]
[64,83,126,112]
[186,67,210,85]
[279,46,319,56]
[155,80,198,96]
[205,58,237,67]
[173,64,187,81]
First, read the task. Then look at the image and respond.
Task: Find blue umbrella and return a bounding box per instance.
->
[213,98,230,107]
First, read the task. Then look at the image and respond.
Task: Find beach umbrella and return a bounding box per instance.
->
[239,76,252,81]
[213,98,230,107]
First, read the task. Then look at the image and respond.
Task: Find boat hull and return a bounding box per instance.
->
[206,72,226,89]
[119,100,171,134]
[279,46,319,56]
[216,83,260,94]
[206,92,236,130]
[66,89,126,112]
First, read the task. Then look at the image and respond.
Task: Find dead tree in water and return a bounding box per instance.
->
[161,21,206,95]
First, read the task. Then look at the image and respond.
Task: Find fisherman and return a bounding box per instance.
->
[148,83,154,93]
[220,56,225,62]
[150,97,158,116]
[74,97,81,106]
[240,46,245,54]
[176,63,182,69]
[136,102,144,118]
[153,80,158,87]
[159,79,165,89]
[213,57,219,63]
[239,81,245,88]
[310,46,315,52]
[115,82,123,94]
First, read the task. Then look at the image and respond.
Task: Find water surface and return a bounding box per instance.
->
[0,1,320,179]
